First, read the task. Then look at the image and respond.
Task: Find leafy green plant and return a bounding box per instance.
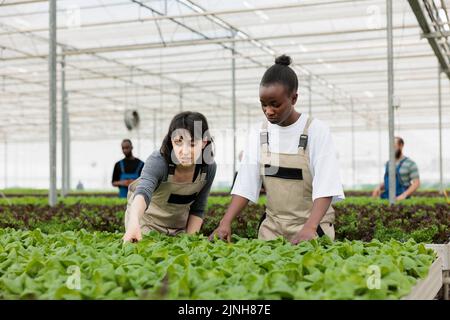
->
[0,228,436,300]
[0,196,448,243]
[0,197,127,207]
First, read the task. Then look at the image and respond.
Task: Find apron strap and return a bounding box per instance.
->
[260,117,313,151]
[260,121,269,145]
[167,163,208,183]
[199,164,208,181]
[396,157,409,187]
[167,163,176,183]
[303,117,314,135]
[135,161,144,175]
[387,157,408,171]
[119,160,125,174]
[398,157,408,168]
[298,117,314,150]
[260,121,269,155]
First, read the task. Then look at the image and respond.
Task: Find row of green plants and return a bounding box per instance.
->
[343,190,449,198]
[0,197,448,243]
[0,195,447,207]
[202,200,449,244]
[0,196,127,206]
[2,189,448,198]
[0,228,436,299]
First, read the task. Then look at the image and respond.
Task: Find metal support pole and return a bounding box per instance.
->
[351,99,355,188]
[63,91,70,193]
[231,30,237,178]
[387,0,396,205]
[153,112,157,151]
[179,85,183,113]
[137,127,141,158]
[308,74,312,117]
[378,115,382,182]
[49,0,57,206]
[4,136,7,189]
[67,99,71,192]
[61,54,67,197]
[158,49,162,153]
[438,65,443,193]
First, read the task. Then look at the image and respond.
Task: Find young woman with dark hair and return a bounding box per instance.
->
[210,55,345,244]
[123,111,216,242]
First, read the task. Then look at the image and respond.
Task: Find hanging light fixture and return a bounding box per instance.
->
[124,109,140,130]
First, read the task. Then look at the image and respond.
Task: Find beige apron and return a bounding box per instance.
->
[125,164,208,236]
[258,117,335,241]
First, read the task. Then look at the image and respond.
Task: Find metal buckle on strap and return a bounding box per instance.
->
[194,164,207,182]
[168,163,176,175]
[299,134,308,149]
[198,171,207,181]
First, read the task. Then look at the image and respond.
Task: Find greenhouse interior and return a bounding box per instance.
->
[0,0,449,303]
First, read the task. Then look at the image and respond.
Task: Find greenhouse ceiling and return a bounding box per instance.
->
[0,0,449,142]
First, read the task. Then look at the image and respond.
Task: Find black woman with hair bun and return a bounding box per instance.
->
[210,54,345,245]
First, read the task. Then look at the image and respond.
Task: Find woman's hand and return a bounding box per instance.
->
[208,220,232,242]
[187,215,203,234]
[123,195,147,243]
[290,225,317,245]
[123,218,142,243]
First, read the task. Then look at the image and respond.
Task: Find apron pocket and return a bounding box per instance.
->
[167,192,198,204]
[265,177,305,218]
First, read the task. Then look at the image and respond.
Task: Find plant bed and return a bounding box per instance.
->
[402,257,442,300]
[0,197,448,244]
[202,198,450,244]
[344,190,450,198]
[0,203,125,234]
[424,244,450,300]
[425,244,450,271]
[0,228,436,300]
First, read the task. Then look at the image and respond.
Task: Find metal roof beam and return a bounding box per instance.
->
[408,0,450,78]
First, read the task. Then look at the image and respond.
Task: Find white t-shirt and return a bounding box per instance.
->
[231,114,345,204]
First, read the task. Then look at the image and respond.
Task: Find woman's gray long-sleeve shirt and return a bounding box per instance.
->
[134,150,217,218]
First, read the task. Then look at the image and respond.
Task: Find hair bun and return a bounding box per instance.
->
[275,54,292,66]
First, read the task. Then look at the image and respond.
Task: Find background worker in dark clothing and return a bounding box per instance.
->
[112,139,144,198]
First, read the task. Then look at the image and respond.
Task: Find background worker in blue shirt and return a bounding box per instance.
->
[112,139,144,198]
[372,136,420,200]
